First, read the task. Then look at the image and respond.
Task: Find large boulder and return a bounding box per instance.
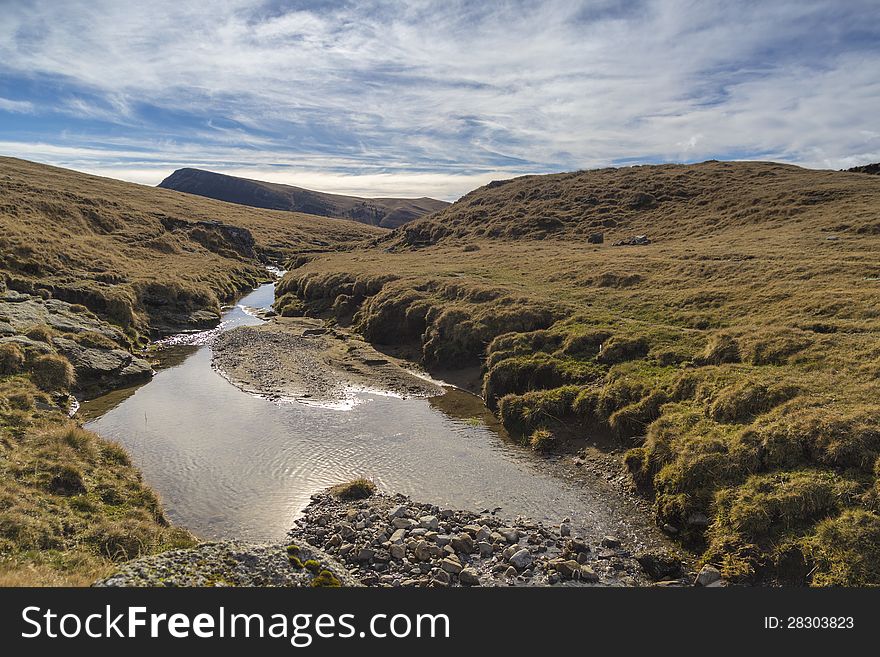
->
[52,337,152,390]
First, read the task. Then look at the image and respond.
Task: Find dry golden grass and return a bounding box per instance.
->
[0,377,196,586]
[277,160,880,585]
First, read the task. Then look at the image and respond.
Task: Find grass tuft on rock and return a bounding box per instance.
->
[329,478,376,501]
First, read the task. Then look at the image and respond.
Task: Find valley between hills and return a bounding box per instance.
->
[2,157,879,587]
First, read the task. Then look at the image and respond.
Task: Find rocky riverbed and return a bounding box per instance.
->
[289,489,702,587]
[94,484,728,588]
[212,317,442,406]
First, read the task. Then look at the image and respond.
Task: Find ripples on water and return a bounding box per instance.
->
[82,284,633,542]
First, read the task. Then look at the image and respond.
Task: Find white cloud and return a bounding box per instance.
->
[0,97,34,113]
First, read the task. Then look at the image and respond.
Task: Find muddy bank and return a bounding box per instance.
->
[289,488,704,587]
[212,317,443,406]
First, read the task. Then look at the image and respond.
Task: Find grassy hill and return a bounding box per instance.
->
[276,160,880,585]
[159,167,449,228]
[388,160,879,246]
[1,157,383,340]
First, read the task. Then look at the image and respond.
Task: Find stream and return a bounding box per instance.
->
[80,282,652,546]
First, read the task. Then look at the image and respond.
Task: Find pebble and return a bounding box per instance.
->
[601,536,621,548]
[498,527,519,543]
[459,568,480,586]
[419,515,440,530]
[450,533,475,554]
[440,557,463,575]
[509,548,534,570]
[695,564,722,587]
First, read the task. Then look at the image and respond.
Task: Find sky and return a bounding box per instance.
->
[0,0,879,200]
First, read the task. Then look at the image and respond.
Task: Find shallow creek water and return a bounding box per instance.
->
[81,283,649,545]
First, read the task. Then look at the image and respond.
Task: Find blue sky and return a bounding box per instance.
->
[1,0,879,200]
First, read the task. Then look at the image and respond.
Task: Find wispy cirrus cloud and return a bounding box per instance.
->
[0,0,878,199]
[0,97,34,113]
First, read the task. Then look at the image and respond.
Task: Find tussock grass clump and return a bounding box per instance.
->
[276,294,306,317]
[802,510,880,586]
[705,470,863,583]
[29,354,75,391]
[700,332,741,365]
[71,331,119,350]
[483,354,602,408]
[0,343,25,375]
[47,464,86,496]
[742,328,813,365]
[101,440,132,466]
[708,381,797,424]
[25,324,56,343]
[713,470,859,540]
[596,336,650,365]
[498,386,580,434]
[329,478,376,500]
[529,428,556,452]
[558,329,613,358]
[608,390,669,437]
[745,406,880,472]
[485,329,564,368]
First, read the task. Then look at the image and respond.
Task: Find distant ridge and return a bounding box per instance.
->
[158,168,449,228]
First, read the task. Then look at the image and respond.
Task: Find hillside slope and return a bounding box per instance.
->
[275,160,880,586]
[0,157,383,339]
[387,160,879,248]
[159,168,449,228]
